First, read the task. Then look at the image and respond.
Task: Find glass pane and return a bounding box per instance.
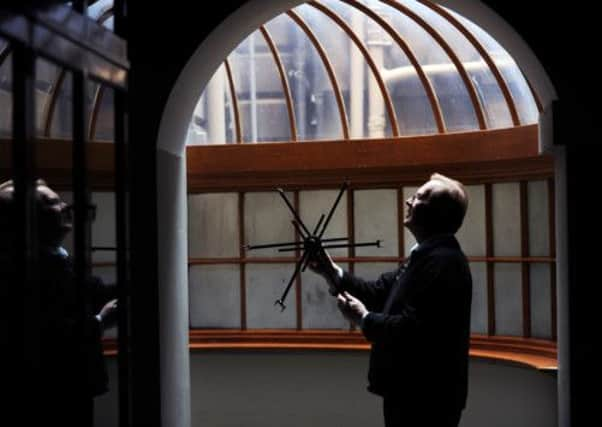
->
[192,64,235,145]
[301,263,350,329]
[230,30,292,143]
[188,193,239,258]
[102,16,114,32]
[297,3,393,139]
[325,0,437,135]
[456,184,486,256]
[492,182,520,256]
[35,58,63,137]
[528,180,550,256]
[446,8,539,125]
[189,264,241,328]
[0,47,11,138]
[244,191,295,258]
[354,189,398,256]
[92,85,114,142]
[395,0,512,129]
[266,13,344,141]
[368,0,478,132]
[87,0,114,30]
[49,71,73,139]
[530,263,552,339]
[470,262,487,334]
[246,263,297,328]
[403,186,418,255]
[91,192,116,264]
[299,189,348,257]
[494,263,522,336]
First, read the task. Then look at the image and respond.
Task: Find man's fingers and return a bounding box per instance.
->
[341,291,355,303]
[337,294,351,310]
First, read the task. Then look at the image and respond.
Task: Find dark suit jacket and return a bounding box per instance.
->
[341,235,472,411]
[38,250,116,398]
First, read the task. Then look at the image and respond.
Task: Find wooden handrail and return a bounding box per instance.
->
[102,330,557,371]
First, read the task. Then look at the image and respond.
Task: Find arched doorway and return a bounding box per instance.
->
[154,1,562,427]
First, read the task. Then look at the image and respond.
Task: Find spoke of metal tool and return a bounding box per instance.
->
[277,188,312,236]
[244,240,305,251]
[321,240,381,250]
[300,249,315,272]
[318,182,349,238]
[291,220,308,239]
[312,213,325,236]
[275,250,309,311]
[277,237,350,252]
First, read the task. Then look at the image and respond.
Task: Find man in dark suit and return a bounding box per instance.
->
[311,173,472,427]
[0,179,118,427]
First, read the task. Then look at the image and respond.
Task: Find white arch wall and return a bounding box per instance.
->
[155,2,559,427]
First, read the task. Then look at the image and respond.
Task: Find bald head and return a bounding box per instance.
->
[0,179,72,247]
[427,173,468,234]
[404,173,468,240]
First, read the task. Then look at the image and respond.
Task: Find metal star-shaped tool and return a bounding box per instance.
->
[244,182,380,311]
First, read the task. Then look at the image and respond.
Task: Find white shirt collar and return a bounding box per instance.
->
[47,246,69,258]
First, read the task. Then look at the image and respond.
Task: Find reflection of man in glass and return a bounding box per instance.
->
[0,179,117,427]
[311,173,472,427]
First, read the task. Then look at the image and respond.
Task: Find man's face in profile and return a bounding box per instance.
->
[36,185,72,246]
[403,179,445,235]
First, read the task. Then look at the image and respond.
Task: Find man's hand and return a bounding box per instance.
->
[308,247,343,295]
[97,299,118,330]
[336,291,368,326]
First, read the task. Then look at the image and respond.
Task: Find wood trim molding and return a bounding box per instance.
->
[43,69,68,137]
[1,125,554,191]
[259,25,297,142]
[102,330,557,370]
[520,181,531,338]
[224,59,242,143]
[0,138,116,190]
[89,84,106,140]
[187,125,553,191]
